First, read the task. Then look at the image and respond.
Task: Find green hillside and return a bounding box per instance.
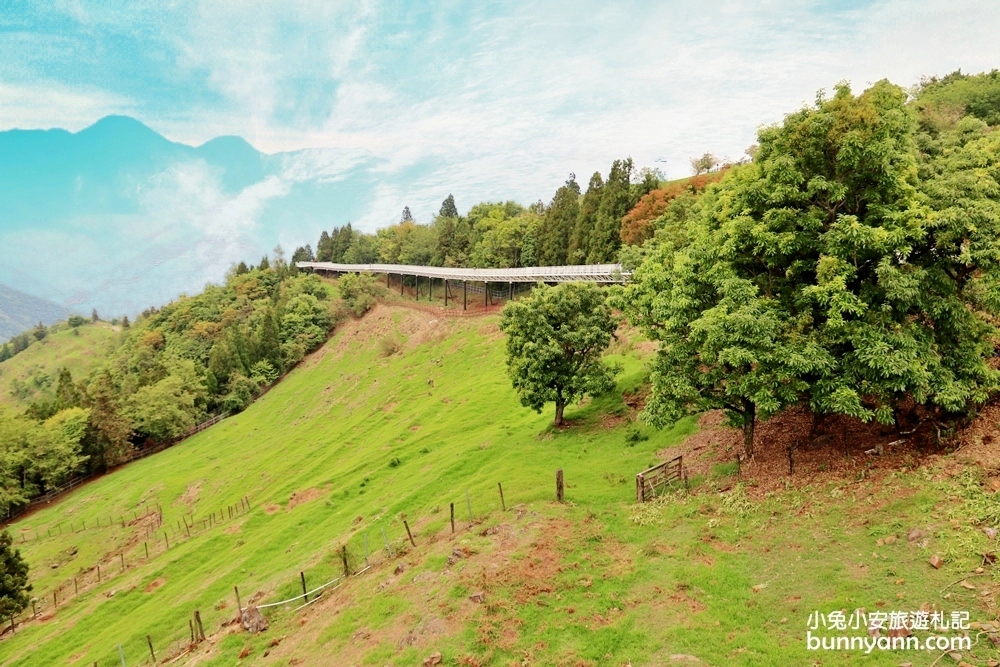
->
[0,304,997,666]
[0,322,119,408]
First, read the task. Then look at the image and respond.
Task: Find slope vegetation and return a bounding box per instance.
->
[1,304,997,667]
[0,322,118,407]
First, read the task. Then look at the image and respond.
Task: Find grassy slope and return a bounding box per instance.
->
[0,322,119,407]
[1,305,997,667]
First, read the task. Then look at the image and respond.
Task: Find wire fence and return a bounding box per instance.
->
[4,495,253,640]
[1,479,523,666]
[2,412,229,527]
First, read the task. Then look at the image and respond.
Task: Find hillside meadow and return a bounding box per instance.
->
[0,323,118,409]
[0,304,997,666]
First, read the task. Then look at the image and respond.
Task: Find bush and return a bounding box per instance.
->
[338,272,380,317]
[378,335,402,357]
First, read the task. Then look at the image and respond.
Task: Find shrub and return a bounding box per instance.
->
[338,272,380,317]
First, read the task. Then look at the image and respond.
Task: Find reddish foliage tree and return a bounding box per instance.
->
[619,171,725,246]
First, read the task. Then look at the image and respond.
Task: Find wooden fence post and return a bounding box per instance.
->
[97,564,101,582]
[234,586,244,627]
[404,520,416,547]
[450,503,455,534]
[300,571,308,602]
[341,545,349,577]
[498,482,506,511]
[556,469,564,502]
[147,635,156,662]
[120,553,125,572]
[144,542,149,559]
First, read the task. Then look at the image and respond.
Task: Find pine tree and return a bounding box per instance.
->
[401,206,413,223]
[316,230,333,261]
[439,194,458,218]
[0,531,31,622]
[91,308,99,323]
[587,158,635,263]
[537,174,580,265]
[568,172,603,264]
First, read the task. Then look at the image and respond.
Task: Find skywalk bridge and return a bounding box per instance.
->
[296,261,628,310]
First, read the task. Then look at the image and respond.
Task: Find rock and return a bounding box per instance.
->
[907,528,925,542]
[394,563,406,575]
[884,535,897,545]
[976,567,985,574]
[988,659,999,667]
[106,590,116,598]
[984,527,999,539]
[423,653,442,667]
[469,591,486,603]
[960,580,977,590]
[948,652,962,662]
[446,549,464,566]
[242,606,269,634]
[238,646,251,658]
[929,555,944,569]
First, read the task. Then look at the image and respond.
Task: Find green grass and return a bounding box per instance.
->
[0,322,119,407]
[1,306,997,666]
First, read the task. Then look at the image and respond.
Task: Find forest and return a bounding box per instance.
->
[1,69,999,518]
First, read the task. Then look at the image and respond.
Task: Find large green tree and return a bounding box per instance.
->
[499,283,619,426]
[620,79,1000,453]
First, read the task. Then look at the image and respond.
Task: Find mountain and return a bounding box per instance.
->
[0,116,398,316]
[0,284,68,340]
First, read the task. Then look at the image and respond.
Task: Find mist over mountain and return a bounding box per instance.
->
[0,284,68,341]
[0,116,395,316]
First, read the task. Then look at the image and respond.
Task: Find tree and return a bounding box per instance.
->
[499,283,619,426]
[588,158,635,263]
[291,245,315,265]
[0,531,31,622]
[84,371,134,468]
[120,315,130,329]
[690,153,719,175]
[614,236,829,456]
[91,308,99,323]
[569,172,603,263]
[620,79,1000,453]
[338,273,379,316]
[536,174,580,265]
[439,194,459,218]
[401,206,413,223]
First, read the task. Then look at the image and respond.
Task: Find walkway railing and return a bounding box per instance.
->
[298,261,629,283]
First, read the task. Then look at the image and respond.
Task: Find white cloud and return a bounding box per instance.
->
[0,80,132,130]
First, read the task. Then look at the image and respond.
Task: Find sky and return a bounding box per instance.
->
[2,0,998,222]
[0,1,999,314]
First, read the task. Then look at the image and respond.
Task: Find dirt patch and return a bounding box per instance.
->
[330,304,449,360]
[662,406,965,497]
[144,577,165,593]
[177,482,201,509]
[288,489,323,510]
[264,503,281,515]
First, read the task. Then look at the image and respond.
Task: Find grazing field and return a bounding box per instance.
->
[0,322,119,408]
[0,304,997,666]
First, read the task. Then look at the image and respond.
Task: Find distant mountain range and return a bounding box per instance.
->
[0,116,412,316]
[0,284,68,340]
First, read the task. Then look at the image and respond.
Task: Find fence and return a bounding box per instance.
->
[2,412,228,527]
[3,495,253,646]
[0,474,561,665]
[635,455,687,502]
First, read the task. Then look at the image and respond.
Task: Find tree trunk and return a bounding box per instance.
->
[741,400,756,459]
[554,397,566,427]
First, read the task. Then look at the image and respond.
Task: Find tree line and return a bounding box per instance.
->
[290,161,723,271]
[0,253,339,515]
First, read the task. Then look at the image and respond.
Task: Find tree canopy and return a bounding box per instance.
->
[499,283,619,426]
[617,78,1000,454]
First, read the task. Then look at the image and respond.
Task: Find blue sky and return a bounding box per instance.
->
[1,1,1000,315]
[2,1,1000,224]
